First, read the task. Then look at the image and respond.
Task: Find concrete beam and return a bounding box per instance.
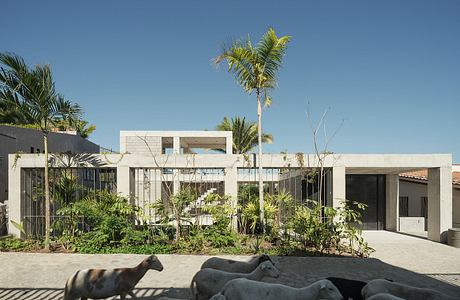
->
[428,167,452,243]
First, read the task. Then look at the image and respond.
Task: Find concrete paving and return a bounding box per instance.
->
[0,231,459,299]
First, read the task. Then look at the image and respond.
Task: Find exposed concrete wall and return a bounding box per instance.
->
[8,152,454,243]
[0,125,99,203]
[428,167,452,243]
[399,217,425,232]
[386,174,399,231]
[121,135,162,154]
[332,166,345,210]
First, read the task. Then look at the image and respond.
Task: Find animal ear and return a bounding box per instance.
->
[320,281,327,289]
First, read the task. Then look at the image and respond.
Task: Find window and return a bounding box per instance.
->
[399,196,409,217]
[30,147,34,153]
[421,197,428,218]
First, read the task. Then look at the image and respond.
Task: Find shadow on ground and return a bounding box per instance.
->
[1,256,459,299]
[0,287,190,300]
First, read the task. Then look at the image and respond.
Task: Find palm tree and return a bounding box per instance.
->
[214,28,291,232]
[0,53,81,249]
[216,116,273,154]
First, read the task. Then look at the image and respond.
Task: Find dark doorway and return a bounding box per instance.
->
[346,174,386,230]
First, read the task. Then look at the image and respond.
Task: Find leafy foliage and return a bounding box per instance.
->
[215,116,273,154]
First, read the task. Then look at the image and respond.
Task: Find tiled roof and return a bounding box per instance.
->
[400,170,460,186]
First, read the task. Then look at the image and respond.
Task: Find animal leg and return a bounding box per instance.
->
[120,292,127,300]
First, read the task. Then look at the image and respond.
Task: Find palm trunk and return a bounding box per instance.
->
[44,132,50,250]
[257,91,264,234]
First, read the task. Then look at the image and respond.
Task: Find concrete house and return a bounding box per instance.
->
[8,130,457,244]
[399,167,460,231]
[0,125,100,203]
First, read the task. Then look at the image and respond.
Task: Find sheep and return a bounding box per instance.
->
[362,279,460,300]
[325,277,367,300]
[63,255,163,300]
[191,260,279,300]
[209,278,343,300]
[200,254,273,273]
[366,293,405,300]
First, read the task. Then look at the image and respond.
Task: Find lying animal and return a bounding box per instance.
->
[362,279,460,300]
[64,255,163,300]
[210,278,343,300]
[367,293,405,300]
[200,254,273,273]
[326,277,367,300]
[191,260,279,300]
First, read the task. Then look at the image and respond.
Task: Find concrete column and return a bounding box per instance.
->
[386,174,399,231]
[332,166,346,210]
[226,136,233,154]
[173,136,180,154]
[428,167,452,243]
[117,166,131,199]
[224,167,238,231]
[172,136,181,194]
[7,155,21,237]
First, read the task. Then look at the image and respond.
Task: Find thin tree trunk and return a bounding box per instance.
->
[44,133,50,250]
[257,91,264,233]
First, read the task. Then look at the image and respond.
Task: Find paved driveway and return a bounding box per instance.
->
[0,231,459,299]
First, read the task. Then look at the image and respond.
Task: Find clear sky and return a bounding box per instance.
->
[1,1,459,161]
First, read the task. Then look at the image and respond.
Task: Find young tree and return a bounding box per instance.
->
[214,28,291,232]
[216,116,273,154]
[0,53,81,249]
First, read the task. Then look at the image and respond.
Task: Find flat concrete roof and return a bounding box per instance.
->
[120,130,232,138]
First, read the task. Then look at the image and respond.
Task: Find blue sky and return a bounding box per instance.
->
[1,1,459,161]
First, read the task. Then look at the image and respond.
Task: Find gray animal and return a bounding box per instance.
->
[200,254,273,273]
[209,278,343,300]
[362,279,460,300]
[191,260,279,300]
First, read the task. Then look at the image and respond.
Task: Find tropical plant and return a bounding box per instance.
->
[0,53,81,249]
[214,28,291,232]
[215,116,273,154]
[151,186,197,242]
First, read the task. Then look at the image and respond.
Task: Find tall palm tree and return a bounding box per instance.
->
[0,53,81,249]
[214,28,291,232]
[216,116,273,154]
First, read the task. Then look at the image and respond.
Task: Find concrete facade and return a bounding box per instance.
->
[0,125,99,203]
[6,131,456,244]
[399,174,460,230]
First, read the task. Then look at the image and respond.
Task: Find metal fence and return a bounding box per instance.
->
[20,168,117,238]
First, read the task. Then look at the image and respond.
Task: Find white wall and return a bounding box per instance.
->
[454,188,460,228]
[399,180,426,217]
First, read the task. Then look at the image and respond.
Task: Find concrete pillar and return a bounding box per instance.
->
[172,136,181,194]
[332,166,346,210]
[173,136,180,154]
[7,155,21,237]
[226,136,233,154]
[116,166,131,199]
[224,167,238,231]
[428,167,452,243]
[386,174,399,231]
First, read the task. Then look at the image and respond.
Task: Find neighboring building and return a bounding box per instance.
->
[400,168,460,231]
[0,125,100,202]
[8,130,455,244]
